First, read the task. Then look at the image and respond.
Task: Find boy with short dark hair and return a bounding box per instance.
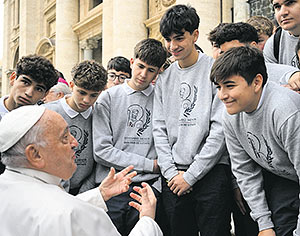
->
[93,38,167,236]
[153,4,231,236]
[44,60,107,195]
[0,54,58,119]
[106,56,131,89]
[0,54,58,174]
[211,46,300,236]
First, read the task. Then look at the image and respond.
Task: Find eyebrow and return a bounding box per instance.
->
[60,127,69,139]
[21,76,47,90]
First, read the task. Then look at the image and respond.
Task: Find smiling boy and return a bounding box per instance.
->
[211,46,300,236]
[44,60,107,195]
[153,4,231,236]
[93,38,167,236]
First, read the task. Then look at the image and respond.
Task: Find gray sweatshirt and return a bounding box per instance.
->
[153,52,229,186]
[93,81,160,190]
[266,62,298,84]
[43,96,96,193]
[223,82,300,233]
[264,29,299,67]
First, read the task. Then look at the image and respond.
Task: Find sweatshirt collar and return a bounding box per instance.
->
[122,79,154,96]
[60,95,92,119]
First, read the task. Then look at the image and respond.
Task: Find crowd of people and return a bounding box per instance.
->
[1,0,300,235]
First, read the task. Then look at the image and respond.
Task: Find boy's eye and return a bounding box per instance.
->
[36,87,45,93]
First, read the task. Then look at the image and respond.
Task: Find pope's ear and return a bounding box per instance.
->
[25,144,45,169]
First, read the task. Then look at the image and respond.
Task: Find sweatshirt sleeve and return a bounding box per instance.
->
[279,111,300,236]
[152,77,178,181]
[263,35,278,64]
[223,115,274,231]
[93,92,154,173]
[183,93,227,186]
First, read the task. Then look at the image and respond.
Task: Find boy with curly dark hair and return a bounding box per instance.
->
[0,54,58,119]
[44,60,107,195]
[0,54,58,174]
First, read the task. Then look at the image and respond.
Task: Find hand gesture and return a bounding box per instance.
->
[99,165,137,201]
[129,182,157,219]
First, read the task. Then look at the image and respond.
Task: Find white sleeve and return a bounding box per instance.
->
[129,216,163,236]
[76,187,108,211]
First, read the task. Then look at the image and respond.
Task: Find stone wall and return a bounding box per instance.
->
[248,0,274,19]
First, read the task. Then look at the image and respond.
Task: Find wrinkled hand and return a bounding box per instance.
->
[99,165,137,201]
[129,182,157,219]
[233,187,246,215]
[168,171,191,196]
[286,71,300,93]
[258,228,276,236]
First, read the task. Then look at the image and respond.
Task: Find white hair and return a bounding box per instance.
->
[1,122,47,168]
[50,82,71,95]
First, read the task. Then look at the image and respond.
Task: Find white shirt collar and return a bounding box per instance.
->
[122,79,154,96]
[59,95,92,119]
[7,167,62,186]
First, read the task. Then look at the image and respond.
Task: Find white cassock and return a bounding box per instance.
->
[0,167,163,236]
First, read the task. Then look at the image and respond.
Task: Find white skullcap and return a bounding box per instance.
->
[0,105,46,152]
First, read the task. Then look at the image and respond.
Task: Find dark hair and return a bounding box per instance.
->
[210,46,268,87]
[208,23,228,46]
[160,4,199,38]
[71,60,107,91]
[215,22,259,47]
[107,56,131,77]
[296,39,300,69]
[133,38,167,68]
[16,54,58,91]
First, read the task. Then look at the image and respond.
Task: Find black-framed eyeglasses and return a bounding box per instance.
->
[107,73,129,82]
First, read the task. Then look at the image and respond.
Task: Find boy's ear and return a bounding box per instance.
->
[250,41,258,48]
[9,72,17,86]
[25,144,45,169]
[253,74,263,92]
[192,29,199,43]
[69,81,75,90]
[130,58,134,69]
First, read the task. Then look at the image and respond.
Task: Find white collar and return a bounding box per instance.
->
[59,95,92,119]
[122,79,154,96]
[6,167,62,186]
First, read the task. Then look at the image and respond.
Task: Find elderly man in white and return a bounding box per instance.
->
[0,105,163,236]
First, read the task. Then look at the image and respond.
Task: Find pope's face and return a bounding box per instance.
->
[38,110,78,180]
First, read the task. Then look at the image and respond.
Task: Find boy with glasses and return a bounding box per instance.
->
[106,56,131,89]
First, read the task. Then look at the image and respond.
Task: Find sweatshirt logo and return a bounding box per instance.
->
[247,132,274,169]
[180,82,198,117]
[127,104,151,136]
[70,125,88,165]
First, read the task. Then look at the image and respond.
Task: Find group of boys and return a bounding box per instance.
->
[1,1,300,236]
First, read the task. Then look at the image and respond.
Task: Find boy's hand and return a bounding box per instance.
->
[258,229,276,236]
[168,171,191,196]
[99,165,137,201]
[129,182,157,219]
[233,187,247,215]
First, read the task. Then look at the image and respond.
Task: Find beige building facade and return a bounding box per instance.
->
[1,0,251,95]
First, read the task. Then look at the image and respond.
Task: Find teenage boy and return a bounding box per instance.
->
[153,4,231,236]
[0,54,58,119]
[263,0,300,67]
[211,46,300,236]
[215,22,300,87]
[93,38,167,236]
[44,60,107,195]
[106,56,131,89]
[0,54,58,174]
